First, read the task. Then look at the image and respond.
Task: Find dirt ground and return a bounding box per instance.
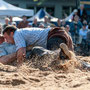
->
[0,55,90,90]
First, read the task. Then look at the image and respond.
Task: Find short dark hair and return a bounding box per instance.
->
[3,25,17,35]
[22,15,26,18]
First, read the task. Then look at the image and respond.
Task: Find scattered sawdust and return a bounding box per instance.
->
[0,55,90,90]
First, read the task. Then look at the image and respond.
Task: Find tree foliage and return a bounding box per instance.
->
[33,0,47,5]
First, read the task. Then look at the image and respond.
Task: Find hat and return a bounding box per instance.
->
[12,22,16,25]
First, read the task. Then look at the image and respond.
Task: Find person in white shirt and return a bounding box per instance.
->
[79,24,88,49]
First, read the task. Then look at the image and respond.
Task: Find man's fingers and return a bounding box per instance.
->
[23,53,26,58]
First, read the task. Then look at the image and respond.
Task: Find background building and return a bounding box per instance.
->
[80,0,90,16]
[4,0,79,19]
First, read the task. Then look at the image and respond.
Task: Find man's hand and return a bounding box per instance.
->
[17,47,26,65]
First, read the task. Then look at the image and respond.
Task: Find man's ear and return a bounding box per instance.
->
[10,32,14,37]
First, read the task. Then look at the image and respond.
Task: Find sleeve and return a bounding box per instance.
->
[79,30,81,35]
[14,32,26,51]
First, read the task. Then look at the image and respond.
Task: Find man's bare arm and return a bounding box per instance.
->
[0,53,17,64]
[17,47,26,65]
[0,45,33,65]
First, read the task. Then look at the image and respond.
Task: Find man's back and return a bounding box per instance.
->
[14,27,51,51]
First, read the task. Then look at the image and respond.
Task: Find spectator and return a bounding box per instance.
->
[77,4,87,22]
[3,18,10,29]
[39,23,44,28]
[18,15,29,28]
[32,18,39,27]
[86,30,90,52]
[28,23,32,27]
[12,22,17,27]
[79,24,88,49]
[83,20,88,29]
[40,16,51,28]
[72,9,78,21]
[61,20,66,27]
[56,19,61,27]
[9,16,13,25]
[65,25,71,36]
[70,15,82,44]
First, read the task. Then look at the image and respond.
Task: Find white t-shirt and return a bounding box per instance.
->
[14,27,51,51]
[79,29,88,39]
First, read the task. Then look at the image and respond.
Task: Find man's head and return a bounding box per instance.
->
[80,4,84,10]
[3,25,17,44]
[65,25,70,33]
[5,18,10,25]
[57,19,61,25]
[74,15,79,22]
[44,16,49,23]
[33,18,37,24]
[82,24,86,30]
[22,15,27,22]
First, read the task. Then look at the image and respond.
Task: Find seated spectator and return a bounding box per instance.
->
[79,24,88,49]
[17,15,29,28]
[28,23,32,27]
[3,18,10,29]
[65,25,71,36]
[9,16,13,25]
[56,19,61,27]
[83,20,88,29]
[61,20,66,27]
[40,16,51,28]
[12,22,17,27]
[70,15,82,44]
[32,18,39,27]
[38,23,44,28]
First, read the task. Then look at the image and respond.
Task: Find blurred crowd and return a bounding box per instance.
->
[0,4,90,55]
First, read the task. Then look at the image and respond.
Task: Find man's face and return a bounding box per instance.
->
[23,17,27,22]
[83,26,86,30]
[80,5,84,10]
[4,32,14,44]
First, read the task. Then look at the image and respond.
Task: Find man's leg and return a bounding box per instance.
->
[47,37,66,50]
[47,36,69,59]
[26,46,58,59]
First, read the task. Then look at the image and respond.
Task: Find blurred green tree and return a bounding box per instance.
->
[33,0,47,5]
